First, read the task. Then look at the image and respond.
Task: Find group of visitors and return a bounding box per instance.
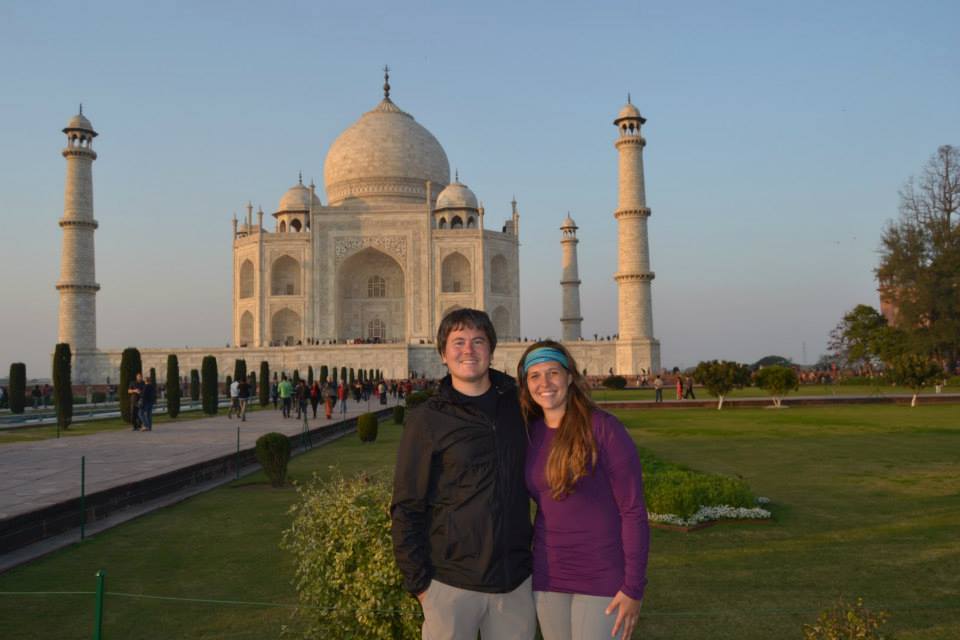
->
[127,372,157,431]
[227,375,253,421]
[392,308,648,640]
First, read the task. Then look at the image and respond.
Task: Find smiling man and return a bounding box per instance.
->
[391,308,535,640]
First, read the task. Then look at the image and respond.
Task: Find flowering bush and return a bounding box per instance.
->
[281,472,421,639]
[648,504,772,527]
[803,597,891,640]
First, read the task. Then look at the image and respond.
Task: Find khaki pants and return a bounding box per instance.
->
[534,591,620,640]
[421,576,535,640]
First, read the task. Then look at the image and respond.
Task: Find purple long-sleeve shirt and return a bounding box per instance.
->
[525,409,650,600]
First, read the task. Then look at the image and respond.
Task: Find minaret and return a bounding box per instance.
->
[613,96,660,374]
[560,214,583,341]
[57,106,100,381]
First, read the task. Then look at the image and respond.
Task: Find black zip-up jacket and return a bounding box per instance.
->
[390,370,533,595]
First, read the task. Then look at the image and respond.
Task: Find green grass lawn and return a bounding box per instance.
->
[590,383,957,403]
[1,405,958,639]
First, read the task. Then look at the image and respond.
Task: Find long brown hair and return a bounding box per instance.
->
[518,340,597,500]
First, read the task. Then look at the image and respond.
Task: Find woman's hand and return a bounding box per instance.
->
[605,591,642,638]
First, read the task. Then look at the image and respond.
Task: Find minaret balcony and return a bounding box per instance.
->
[614,207,651,219]
[614,272,655,283]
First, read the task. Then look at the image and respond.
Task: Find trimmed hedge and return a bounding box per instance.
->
[357,412,378,443]
[255,432,291,487]
[602,375,628,389]
[392,405,405,424]
[234,359,247,384]
[166,354,181,418]
[641,449,755,518]
[190,369,200,402]
[53,343,72,430]
[8,363,26,414]
[119,347,142,424]
[201,355,218,415]
[259,361,270,407]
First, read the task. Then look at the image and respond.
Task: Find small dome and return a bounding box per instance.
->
[63,111,97,135]
[614,100,646,126]
[436,179,478,211]
[561,213,577,229]
[277,181,322,213]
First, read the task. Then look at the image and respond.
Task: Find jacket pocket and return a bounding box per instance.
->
[443,514,480,562]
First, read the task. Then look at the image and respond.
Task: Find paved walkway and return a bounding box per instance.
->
[0,397,398,522]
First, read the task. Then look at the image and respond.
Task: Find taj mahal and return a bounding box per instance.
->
[55,71,660,383]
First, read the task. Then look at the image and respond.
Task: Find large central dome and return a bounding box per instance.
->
[323,97,450,206]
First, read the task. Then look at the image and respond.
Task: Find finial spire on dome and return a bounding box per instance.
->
[455,169,459,183]
[383,65,391,100]
[627,92,631,104]
[298,171,303,185]
[79,103,83,115]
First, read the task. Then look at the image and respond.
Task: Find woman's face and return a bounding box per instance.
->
[525,360,573,416]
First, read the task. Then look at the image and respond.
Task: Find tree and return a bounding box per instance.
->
[190,369,200,402]
[307,365,314,386]
[340,367,347,385]
[754,365,799,408]
[119,347,142,424]
[752,355,792,369]
[319,365,328,383]
[349,368,355,385]
[166,354,181,418]
[52,343,72,431]
[693,360,751,410]
[877,145,960,374]
[234,359,247,384]
[259,361,270,407]
[888,354,943,407]
[225,375,233,398]
[8,362,26,414]
[332,366,338,384]
[828,304,908,371]
[201,355,218,415]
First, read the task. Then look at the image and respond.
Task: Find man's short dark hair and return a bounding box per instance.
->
[437,308,497,356]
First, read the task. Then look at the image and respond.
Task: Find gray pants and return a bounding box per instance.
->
[534,590,620,640]
[421,576,536,640]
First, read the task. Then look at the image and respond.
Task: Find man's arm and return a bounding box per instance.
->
[390,410,434,595]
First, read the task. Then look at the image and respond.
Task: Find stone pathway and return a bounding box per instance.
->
[0,398,397,521]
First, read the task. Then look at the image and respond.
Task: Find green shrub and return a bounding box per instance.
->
[225,375,233,397]
[602,375,627,389]
[119,347,142,424]
[404,389,434,410]
[53,343,72,430]
[259,361,270,407]
[754,365,799,408]
[803,597,891,640]
[201,356,218,415]
[190,369,200,402]
[234,359,247,384]
[72,396,87,405]
[357,412,379,443]
[91,391,106,403]
[392,405,405,424]
[8,363,26,414]
[641,449,755,518]
[166,354,181,418]
[281,472,421,639]
[255,432,291,487]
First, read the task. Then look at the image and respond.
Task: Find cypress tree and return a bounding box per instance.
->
[190,369,200,402]
[319,365,328,382]
[118,347,142,424]
[166,354,181,418]
[307,366,314,386]
[201,355,218,415]
[225,375,233,398]
[293,369,300,385]
[259,361,270,406]
[332,366,338,384]
[8,362,26,414]
[234,359,247,383]
[349,368,355,385]
[149,367,157,386]
[52,343,73,430]
[340,367,347,385]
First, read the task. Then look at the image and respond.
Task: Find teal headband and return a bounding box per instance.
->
[522,347,570,375]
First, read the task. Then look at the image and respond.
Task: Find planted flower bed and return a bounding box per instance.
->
[639,448,772,531]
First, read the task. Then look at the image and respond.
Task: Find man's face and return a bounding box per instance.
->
[441,325,492,388]
[136,373,143,382]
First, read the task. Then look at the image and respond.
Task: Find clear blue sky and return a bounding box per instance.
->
[1,0,957,377]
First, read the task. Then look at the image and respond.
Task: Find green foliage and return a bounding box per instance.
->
[888,354,943,406]
[8,362,26,414]
[234,359,247,383]
[201,355,219,415]
[404,389,434,410]
[293,369,300,385]
[166,354,181,418]
[357,413,379,443]
[602,375,627,389]
[828,305,908,368]
[190,369,200,402]
[307,366,314,386]
[803,597,891,640]
[259,361,270,407]
[340,367,347,385]
[694,360,751,409]
[225,375,233,398]
[754,365,799,407]
[642,450,755,518]
[332,366,338,384]
[281,472,422,639]
[254,432,291,487]
[52,343,72,430]
[349,368,356,384]
[752,355,792,369]
[91,391,106,403]
[392,405,405,424]
[119,347,142,424]
[319,365,328,382]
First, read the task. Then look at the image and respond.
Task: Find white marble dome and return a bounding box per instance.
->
[614,100,645,125]
[436,179,478,211]
[277,181,322,213]
[323,98,450,206]
[64,112,96,134]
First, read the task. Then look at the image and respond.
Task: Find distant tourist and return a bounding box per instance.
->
[295,379,309,420]
[518,340,648,640]
[31,385,42,410]
[653,375,663,403]
[323,378,336,419]
[278,374,293,418]
[270,378,279,409]
[140,374,156,431]
[237,376,251,422]
[228,377,241,419]
[128,373,144,430]
[337,381,348,418]
[683,375,696,400]
[675,375,683,400]
[309,380,321,419]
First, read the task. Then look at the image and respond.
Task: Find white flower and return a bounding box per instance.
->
[648,504,772,527]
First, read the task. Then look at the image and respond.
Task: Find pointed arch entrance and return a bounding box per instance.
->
[336,247,405,342]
